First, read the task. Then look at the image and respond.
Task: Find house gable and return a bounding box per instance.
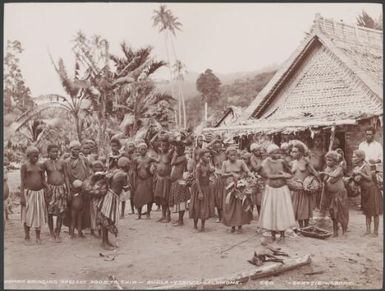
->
[258,38,383,120]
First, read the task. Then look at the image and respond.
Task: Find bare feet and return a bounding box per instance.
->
[215,219,221,223]
[157,217,165,222]
[36,239,42,245]
[102,243,114,251]
[277,237,285,244]
[78,233,86,239]
[146,214,151,220]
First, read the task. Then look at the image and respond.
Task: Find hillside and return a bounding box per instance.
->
[155,64,278,101]
[185,69,277,128]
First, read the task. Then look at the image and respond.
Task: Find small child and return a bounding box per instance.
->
[69,180,85,239]
[20,146,48,244]
[43,144,70,242]
[320,151,349,237]
[169,143,190,226]
[107,138,122,171]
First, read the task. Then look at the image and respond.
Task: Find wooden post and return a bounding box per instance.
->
[328,126,336,151]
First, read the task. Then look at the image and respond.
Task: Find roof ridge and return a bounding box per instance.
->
[314,13,383,35]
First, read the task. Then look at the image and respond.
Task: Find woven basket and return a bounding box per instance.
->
[298,226,332,239]
[287,178,303,191]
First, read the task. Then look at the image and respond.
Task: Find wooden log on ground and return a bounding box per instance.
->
[150,255,311,290]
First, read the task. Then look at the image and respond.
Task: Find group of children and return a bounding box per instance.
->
[13,128,383,249]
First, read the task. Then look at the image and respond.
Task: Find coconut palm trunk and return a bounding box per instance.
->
[164,30,179,128]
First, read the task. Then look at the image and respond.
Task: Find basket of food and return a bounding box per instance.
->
[297,226,332,239]
[286,178,303,191]
[303,175,321,195]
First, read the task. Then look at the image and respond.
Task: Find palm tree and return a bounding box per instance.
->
[173,60,188,128]
[110,43,175,137]
[152,4,185,128]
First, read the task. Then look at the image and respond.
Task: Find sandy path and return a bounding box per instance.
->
[4,170,383,290]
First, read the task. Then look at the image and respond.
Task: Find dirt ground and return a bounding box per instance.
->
[4,170,384,290]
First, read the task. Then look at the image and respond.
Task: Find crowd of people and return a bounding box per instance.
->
[4,126,383,250]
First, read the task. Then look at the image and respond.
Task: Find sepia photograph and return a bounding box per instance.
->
[3,2,383,290]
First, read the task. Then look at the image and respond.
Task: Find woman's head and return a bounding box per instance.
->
[137,142,148,156]
[92,160,105,173]
[291,142,306,160]
[69,140,81,158]
[250,143,263,156]
[352,149,365,165]
[266,143,280,159]
[125,141,135,154]
[111,138,121,154]
[200,149,211,163]
[226,146,238,162]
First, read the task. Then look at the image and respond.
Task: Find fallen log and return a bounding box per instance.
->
[149,255,311,290]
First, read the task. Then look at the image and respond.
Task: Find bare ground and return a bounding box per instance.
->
[4,170,384,290]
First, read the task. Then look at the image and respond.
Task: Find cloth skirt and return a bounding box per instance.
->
[258,185,296,231]
[22,189,47,228]
[189,183,214,220]
[292,189,313,221]
[212,176,226,210]
[328,189,349,232]
[97,190,120,235]
[154,175,171,206]
[134,176,154,208]
[46,184,68,216]
[361,183,383,217]
[222,189,253,227]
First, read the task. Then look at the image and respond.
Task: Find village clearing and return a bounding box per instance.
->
[4,170,383,290]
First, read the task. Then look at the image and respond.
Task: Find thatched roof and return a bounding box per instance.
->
[204,14,383,135]
[241,13,382,121]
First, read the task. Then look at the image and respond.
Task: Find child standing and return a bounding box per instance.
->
[20,146,48,244]
[169,143,190,226]
[43,144,70,242]
[82,160,108,238]
[352,150,383,237]
[107,137,122,171]
[153,134,174,223]
[189,149,215,232]
[98,157,129,250]
[320,151,349,237]
[258,144,296,243]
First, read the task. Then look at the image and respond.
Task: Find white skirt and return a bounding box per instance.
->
[258,185,296,231]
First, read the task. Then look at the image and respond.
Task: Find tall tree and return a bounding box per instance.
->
[173,60,188,128]
[110,42,175,136]
[356,10,383,30]
[3,40,35,113]
[196,69,222,121]
[152,4,186,128]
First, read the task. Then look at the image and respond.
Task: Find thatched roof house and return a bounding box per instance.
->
[203,13,383,168]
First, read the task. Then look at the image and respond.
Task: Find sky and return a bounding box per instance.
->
[4,2,382,97]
